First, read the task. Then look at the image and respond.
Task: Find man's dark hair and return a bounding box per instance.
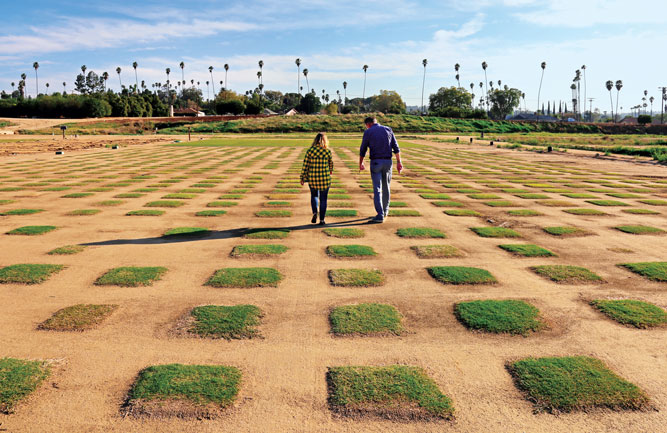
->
[364,116,377,125]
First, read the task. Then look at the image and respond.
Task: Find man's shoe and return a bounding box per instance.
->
[311,213,317,224]
[371,216,384,223]
[319,220,326,225]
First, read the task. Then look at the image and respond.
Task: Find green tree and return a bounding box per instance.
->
[488,87,522,119]
[370,90,406,114]
[324,102,339,115]
[429,87,472,112]
[297,92,321,114]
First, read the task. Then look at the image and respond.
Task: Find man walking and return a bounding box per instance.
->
[359,116,403,223]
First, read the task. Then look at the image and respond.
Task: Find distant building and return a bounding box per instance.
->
[173,107,205,117]
[619,116,638,125]
[263,108,278,115]
[284,108,298,116]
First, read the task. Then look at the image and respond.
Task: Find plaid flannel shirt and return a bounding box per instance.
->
[300,146,333,190]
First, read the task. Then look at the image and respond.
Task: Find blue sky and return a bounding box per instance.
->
[2,0,666,114]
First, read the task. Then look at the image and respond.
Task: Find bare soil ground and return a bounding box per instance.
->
[0,135,665,432]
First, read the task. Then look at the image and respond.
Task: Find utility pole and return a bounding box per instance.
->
[659,87,667,124]
[588,98,595,122]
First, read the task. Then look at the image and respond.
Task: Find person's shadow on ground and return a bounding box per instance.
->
[82,218,375,246]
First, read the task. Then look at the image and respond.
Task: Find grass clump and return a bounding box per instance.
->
[47,245,85,255]
[515,193,549,199]
[95,200,124,206]
[62,192,93,198]
[508,356,649,413]
[507,209,542,216]
[419,193,451,199]
[327,209,358,217]
[499,244,556,257]
[585,200,630,207]
[161,193,196,199]
[67,209,101,216]
[127,210,165,216]
[39,304,117,331]
[265,201,292,207]
[327,365,454,420]
[537,200,576,207]
[206,267,282,288]
[328,269,384,286]
[396,227,445,238]
[444,209,481,216]
[484,201,519,207]
[411,245,463,258]
[427,266,497,285]
[470,227,522,238]
[189,305,262,339]
[196,210,227,217]
[243,228,290,239]
[388,209,421,216]
[144,200,185,208]
[531,265,602,284]
[255,210,292,217]
[542,226,590,237]
[323,228,364,238]
[0,358,50,414]
[0,208,43,216]
[455,300,544,335]
[563,208,608,216]
[114,193,144,198]
[0,264,64,284]
[326,245,377,258]
[614,225,665,235]
[639,199,667,206]
[125,364,241,418]
[231,244,288,257]
[431,200,465,207]
[591,299,667,328]
[619,262,667,282]
[468,193,500,199]
[622,209,659,215]
[330,304,403,336]
[95,266,167,287]
[7,225,57,235]
[163,227,211,237]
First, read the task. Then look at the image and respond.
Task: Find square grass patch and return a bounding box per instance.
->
[95,267,167,287]
[396,227,445,238]
[0,358,50,414]
[0,209,44,216]
[639,199,667,206]
[144,201,185,208]
[62,192,93,198]
[7,225,57,236]
[431,200,465,207]
[531,265,602,284]
[586,200,630,207]
[619,262,667,282]
[323,228,365,239]
[515,193,549,199]
[444,209,481,216]
[243,228,290,239]
[95,200,124,206]
[47,245,85,255]
[196,210,227,217]
[507,209,542,217]
[537,200,576,207]
[207,201,238,208]
[499,244,556,257]
[591,299,667,328]
[328,269,384,287]
[161,193,196,199]
[563,208,608,216]
[265,201,292,207]
[163,227,211,237]
[127,210,165,216]
[38,304,117,331]
[622,209,660,215]
[455,300,544,335]
[255,210,292,218]
[562,193,597,199]
[327,209,358,217]
[543,226,591,237]
[484,201,520,207]
[419,193,451,199]
[508,356,649,413]
[189,305,262,339]
[470,227,522,238]
[614,225,665,235]
[115,193,145,199]
[327,366,454,420]
[67,209,101,216]
[326,245,377,258]
[0,264,64,284]
[231,244,288,257]
[125,364,241,419]
[411,245,463,258]
[206,267,282,288]
[330,304,403,336]
[388,209,421,217]
[428,266,497,285]
[468,193,500,199]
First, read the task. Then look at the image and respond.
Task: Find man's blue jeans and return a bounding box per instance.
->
[370,159,392,219]
[310,187,329,218]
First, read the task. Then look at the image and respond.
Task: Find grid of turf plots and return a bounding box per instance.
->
[0,138,664,430]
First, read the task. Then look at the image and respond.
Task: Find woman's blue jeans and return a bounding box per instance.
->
[310,187,329,219]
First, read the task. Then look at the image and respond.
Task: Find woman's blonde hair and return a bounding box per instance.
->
[312,132,329,149]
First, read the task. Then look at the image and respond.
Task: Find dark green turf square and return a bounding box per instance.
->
[189,305,262,339]
[0,264,64,284]
[499,244,556,257]
[427,266,497,285]
[326,245,377,258]
[330,303,403,336]
[455,300,544,335]
[470,227,522,238]
[591,299,667,328]
[0,358,50,414]
[231,244,288,257]
[619,262,667,282]
[206,267,282,288]
[7,225,57,235]
[396,227,445,238]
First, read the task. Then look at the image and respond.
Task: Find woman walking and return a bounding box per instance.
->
[300,133,333,225]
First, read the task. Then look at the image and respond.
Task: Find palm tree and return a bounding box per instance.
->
[522,92,526,111]
[190,79,194,88]
[421,59,428,114]
[605,80,614,122]
[62,82,66,93]
[208,66,215,95]
[581,65,587,120]
[303,69,310,93]
[537,61,546,117]
[258,60,264,86]
[343,81,347,103]
[132,62,138,92]
[179,62,185,91]
[470,83,475,108]
[11,82,15,95]
[615,80,623,122]
[102,72,109,91]
[362,65,369,100]
[454,63,460,88]
[224,64,229,89]
[33,62,39,96]
[295,58,301,95]
[649,96,655,116]
[116,67,122,89]
[45,83,49,95]
[206,81,210,101]
[257,71,262,86]
[165,68,171,87]
[481,61,488,111]
[141,80,145,91]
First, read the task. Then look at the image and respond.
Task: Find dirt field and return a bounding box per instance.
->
[0,136,665,432]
